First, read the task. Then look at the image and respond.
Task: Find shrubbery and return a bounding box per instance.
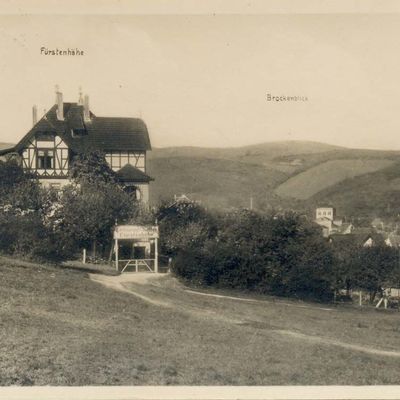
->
[0,153,143,262]
[0,159,66,261]
[330,240,399,302]
[161,201,400,302]
[160,203,336,301]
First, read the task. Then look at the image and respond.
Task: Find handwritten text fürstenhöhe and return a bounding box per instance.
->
[40,47,84,56]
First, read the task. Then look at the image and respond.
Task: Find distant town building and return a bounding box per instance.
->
[371,217,385,232]
[315,206,336,221]
[384,232,400,248]
[329,231,383,248]
[315,206,353,237]
[0,88,153,202]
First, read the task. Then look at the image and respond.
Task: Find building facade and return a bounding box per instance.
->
[315,206,354,237]
[0,90,153,202]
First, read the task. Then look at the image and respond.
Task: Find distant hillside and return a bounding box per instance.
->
[0,143,14,150]
[310,161,400,218]
[275,159,394,200]
[148,141,400,212]
[149,141,341,164]
[147,156,288,210]
[2,138,399,217]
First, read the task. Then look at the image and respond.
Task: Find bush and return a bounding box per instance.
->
[158,199,216,258]
[0,154,139,262]
[169,208,335,301]
[0,209,69,262]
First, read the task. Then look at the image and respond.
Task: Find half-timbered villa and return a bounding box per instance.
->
[0,89,153,202]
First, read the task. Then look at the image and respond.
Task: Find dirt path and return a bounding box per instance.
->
[184,288,334,312]
[89,272,400,359]
[89,273,169,307]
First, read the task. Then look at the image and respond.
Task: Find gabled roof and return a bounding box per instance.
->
[384,233,400,247]
[115,164,153,183]
[337,222,353,233]
[5,102,151,155]
[329,231,384,247]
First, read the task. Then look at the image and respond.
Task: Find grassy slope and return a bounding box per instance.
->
[148,142,400,210]
[2,257,400,385]
[149,141,342,163]
[147,156,288,209]
[275,159,394,200]
[310,161,400,218]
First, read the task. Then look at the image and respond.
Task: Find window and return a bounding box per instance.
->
[125,185,141,200]
[37,149,54,169]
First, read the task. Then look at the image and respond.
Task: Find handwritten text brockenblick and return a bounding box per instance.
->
[40,47,84,56]
[267,93,308,102]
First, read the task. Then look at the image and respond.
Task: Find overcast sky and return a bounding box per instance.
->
[1,14,400,149]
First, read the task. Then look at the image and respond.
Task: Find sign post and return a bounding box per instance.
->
[115,239,119,272]
[155,237,158,273]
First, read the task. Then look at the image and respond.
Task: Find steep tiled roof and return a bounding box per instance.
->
[115,164,153,183]
[329,231,384,247]
[10,102,151,154]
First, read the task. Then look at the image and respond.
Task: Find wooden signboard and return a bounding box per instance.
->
[114,225,159,240]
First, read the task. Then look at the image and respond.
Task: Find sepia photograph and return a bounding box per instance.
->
[2,3,400,398]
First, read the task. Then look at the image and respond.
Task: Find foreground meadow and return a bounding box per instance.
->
[1,256,400,385]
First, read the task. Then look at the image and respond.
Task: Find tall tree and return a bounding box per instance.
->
[53,151,138,257]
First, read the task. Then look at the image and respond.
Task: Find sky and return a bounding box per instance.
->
[1,14,400,149]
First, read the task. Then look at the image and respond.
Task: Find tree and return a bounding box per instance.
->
[170,208,336,301]
[69,150,117,186]
[330,235,361,297]
[158,199,216,258]
[0,159,67,261]
[53,151,139,257]
[352,245,397,302]
[0,159,31,193]
[0,159,40,209]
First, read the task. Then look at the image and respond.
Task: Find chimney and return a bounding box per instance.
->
[78,86,84,105]
[83,94,90,121]
[32,105,37,126]
[55,88,64,120]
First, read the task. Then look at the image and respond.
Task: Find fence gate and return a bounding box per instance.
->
[113,225,159,273]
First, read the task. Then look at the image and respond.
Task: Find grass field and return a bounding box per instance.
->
[147,156,287,209]
[311,160,400,217]
[2,256,400,385]
[274,159,394,200]
[147,142,400,211]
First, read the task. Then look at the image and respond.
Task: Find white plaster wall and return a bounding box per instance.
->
[137,183,149,203]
